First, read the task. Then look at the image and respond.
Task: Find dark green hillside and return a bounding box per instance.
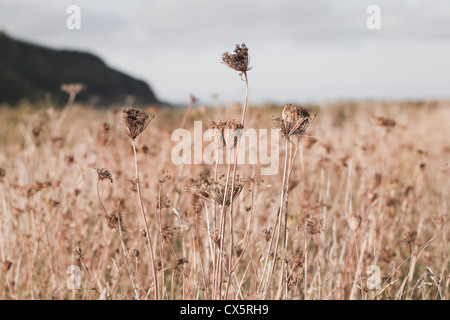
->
[0,32,159,106]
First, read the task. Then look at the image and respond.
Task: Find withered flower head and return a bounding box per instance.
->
[403,230,417,245]
[61,83,85,96]
[185,174,247,207]
[122,107,155,140]
[293,249,305,271]
[1,260,12,272]
[223,119,243,149]
[106,213,122,229]
[306,216,324,235]
[222,43,252,76]
[273,104,315,140]
[209,120,226,149]
[96,168,113,183]
[0,168,5,178]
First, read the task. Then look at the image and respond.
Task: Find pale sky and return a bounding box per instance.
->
[1,0,450,104]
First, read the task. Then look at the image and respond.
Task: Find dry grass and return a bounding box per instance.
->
[0,99,448,300]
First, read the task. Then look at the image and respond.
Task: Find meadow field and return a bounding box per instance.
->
[0,96,448,300]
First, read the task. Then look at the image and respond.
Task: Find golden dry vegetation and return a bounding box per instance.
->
[0,98,448,300]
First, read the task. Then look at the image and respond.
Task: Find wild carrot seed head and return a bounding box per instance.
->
[122,107,155,140]
[222,43,252,76]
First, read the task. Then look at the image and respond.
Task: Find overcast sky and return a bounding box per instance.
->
[1,0,450,104]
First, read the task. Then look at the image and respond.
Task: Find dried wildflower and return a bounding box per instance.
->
[403,230,417,245]
[61,83,85,96]
[292,249,305,271]
[156,195,171,209]
[0,168,5,179]
[98,122,111,146]
[133,248,140,258]
[223,119,243,149]
[208,120,226,149]
[287,273,299,290]
[273,104,315,140]
[278,249,292,264]
[192,202,203,214]
[106,213,122,230]
[122,107,155,140]
[160,224,173,241]
[381,248,396,264]
[306,217,324,235]
[222,43,251,76]
[99,122,110,134]
[158,171,173,184]
[1,260,12,272]
[173,257,189,276]
[263,228,272,242]
[185,174,246,207]
[96,168,113,183]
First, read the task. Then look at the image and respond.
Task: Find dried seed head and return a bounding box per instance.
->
[263,228,272,242]
[96,168,113,183]
[61,83,85,96]
[208,120,226,149]
[122,107,155,140]
[1,260,12,272]
[192,202,203,214]
[223,119,243,149]
[156,195,171,209]
[306,217,324,235]
[184,173,246,207]
[106,213,121,229]
[133,248,140,258]
[273,104,315,140]
[222,43,251,76]
[0,168,5,179]
[403,230,417,245]
[381,248,396,264]
[292,249,305,271]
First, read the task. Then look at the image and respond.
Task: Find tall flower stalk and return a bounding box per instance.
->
[212,43,251,299]
[261,104,315,298]
[122,107,159,299]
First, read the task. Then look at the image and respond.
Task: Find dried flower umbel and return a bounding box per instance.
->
[222,43,251,77]
[96,168,113,183]
[209,119,243,150]
[223,119,243,149]
[185,174,247,207]
[306,217,324,235]
[273,104,316,140]
[122,107,155,140]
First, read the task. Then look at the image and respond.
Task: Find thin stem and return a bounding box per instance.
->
[132,139,159,300]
